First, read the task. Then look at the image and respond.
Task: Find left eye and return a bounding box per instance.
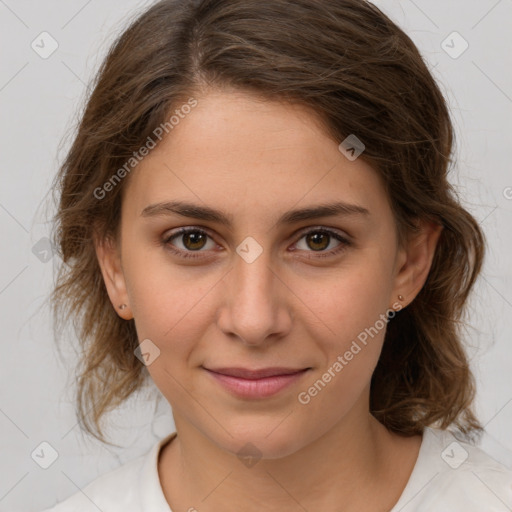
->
[294,228,348,254]
[162,227,350,259]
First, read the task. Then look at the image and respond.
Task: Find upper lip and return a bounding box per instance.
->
[204,367,310,379]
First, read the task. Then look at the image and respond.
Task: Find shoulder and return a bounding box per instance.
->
[393,427,512,512]
[39,449,148,512]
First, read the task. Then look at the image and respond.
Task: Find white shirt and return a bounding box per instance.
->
[41,427,512,511]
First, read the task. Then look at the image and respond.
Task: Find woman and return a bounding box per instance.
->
[43,0,512,510]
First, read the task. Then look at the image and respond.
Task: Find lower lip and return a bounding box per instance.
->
[204,369,310,399]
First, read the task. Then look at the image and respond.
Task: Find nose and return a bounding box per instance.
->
[216,244,293,347]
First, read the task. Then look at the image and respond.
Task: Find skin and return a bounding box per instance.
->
[95,88,442,511]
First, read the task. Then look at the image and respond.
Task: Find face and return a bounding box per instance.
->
[96,89,435,459]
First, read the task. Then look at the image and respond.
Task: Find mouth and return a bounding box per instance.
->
[202,366,311,399]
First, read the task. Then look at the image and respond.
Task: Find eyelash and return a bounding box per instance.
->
[161,226,352,260]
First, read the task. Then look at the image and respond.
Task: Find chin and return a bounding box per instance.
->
[213,421,308,461]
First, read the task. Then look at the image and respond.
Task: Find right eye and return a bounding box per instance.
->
[162,227,217,259]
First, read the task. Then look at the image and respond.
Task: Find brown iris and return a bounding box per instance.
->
[182,231,207,250]
[306,232,330,251]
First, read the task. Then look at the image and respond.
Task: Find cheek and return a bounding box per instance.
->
[129,275,214,358]
[298,256,393,351]
[124,256,219,388]
[296,268,391,424]
[123,239,212,332]
[129,284,211,407]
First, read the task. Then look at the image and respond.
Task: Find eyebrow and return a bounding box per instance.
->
[140,200,370,226]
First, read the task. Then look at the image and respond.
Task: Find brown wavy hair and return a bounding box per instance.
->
[50,0,485,446]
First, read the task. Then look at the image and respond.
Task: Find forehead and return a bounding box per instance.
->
[122,90,390,225]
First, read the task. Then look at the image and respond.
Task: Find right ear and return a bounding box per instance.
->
[94,233,133,320]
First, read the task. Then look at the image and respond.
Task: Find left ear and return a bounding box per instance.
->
[391,219,443,308]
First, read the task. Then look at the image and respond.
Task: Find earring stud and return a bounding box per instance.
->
[119,304,127,310]
[398,295,404,301]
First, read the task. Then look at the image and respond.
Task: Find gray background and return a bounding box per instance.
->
[0,1,511,510]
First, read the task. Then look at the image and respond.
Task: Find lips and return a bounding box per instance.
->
[204,367,309,379]
[202,366,311,399]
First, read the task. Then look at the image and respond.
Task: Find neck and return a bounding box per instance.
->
[158,400,421,511]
